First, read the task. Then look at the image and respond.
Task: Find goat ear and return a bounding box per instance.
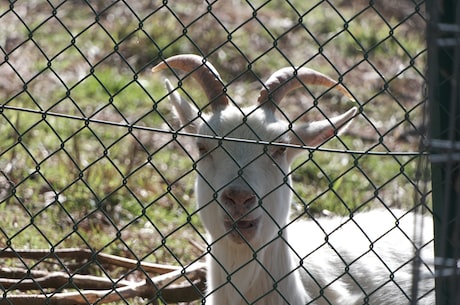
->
[287,107,357,162]
[165,79,199,134]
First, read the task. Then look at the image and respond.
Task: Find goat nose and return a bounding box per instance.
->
[221,187,256,207]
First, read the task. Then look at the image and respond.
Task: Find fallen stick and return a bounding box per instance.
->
[0,248,180,274]
[0,248,207,304]
[0,267,131,290]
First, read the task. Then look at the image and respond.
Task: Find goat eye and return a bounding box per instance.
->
[271,146,287,158]
[197,143,209,156]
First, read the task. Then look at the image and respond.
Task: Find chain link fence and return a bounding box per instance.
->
[0,0,439,304]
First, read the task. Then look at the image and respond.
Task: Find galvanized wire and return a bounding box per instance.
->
[0,1,435,304]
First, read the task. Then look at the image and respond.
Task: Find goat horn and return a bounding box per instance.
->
[152,54,228,111]
[257,67,354,110]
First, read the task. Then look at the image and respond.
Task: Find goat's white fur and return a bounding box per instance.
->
[159,65,434,305]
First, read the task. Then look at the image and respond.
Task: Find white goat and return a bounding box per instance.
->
[152,54,434,305]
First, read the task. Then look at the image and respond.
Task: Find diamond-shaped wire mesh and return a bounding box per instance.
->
[0,1,435,304]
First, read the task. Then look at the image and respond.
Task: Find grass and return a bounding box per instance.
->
[0,0,430,304]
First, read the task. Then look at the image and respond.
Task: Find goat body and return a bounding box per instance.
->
[152,55,434,305]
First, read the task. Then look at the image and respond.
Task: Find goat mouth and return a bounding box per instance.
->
[224,217,260,244]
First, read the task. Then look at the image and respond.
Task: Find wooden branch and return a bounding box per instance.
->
[1,262,206,304]
[0,267,131,290]
[0,267,49,279]
[0,248,180,274]
[0,248,207,304]
[2,281,149,305]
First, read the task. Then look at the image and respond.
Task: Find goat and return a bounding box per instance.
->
[152,54,434,305]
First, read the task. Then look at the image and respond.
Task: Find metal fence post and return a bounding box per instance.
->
[427,0,460,304]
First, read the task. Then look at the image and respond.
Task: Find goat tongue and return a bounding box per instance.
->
[224,217,260,244]
[224,218,256,230]
[235,220,254,229]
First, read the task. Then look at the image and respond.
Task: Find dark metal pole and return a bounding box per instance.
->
[427,0,460,304]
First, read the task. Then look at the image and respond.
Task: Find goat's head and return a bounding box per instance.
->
[153,54,357,248]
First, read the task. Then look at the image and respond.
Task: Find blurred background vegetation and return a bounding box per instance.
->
[0,0,427,303]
